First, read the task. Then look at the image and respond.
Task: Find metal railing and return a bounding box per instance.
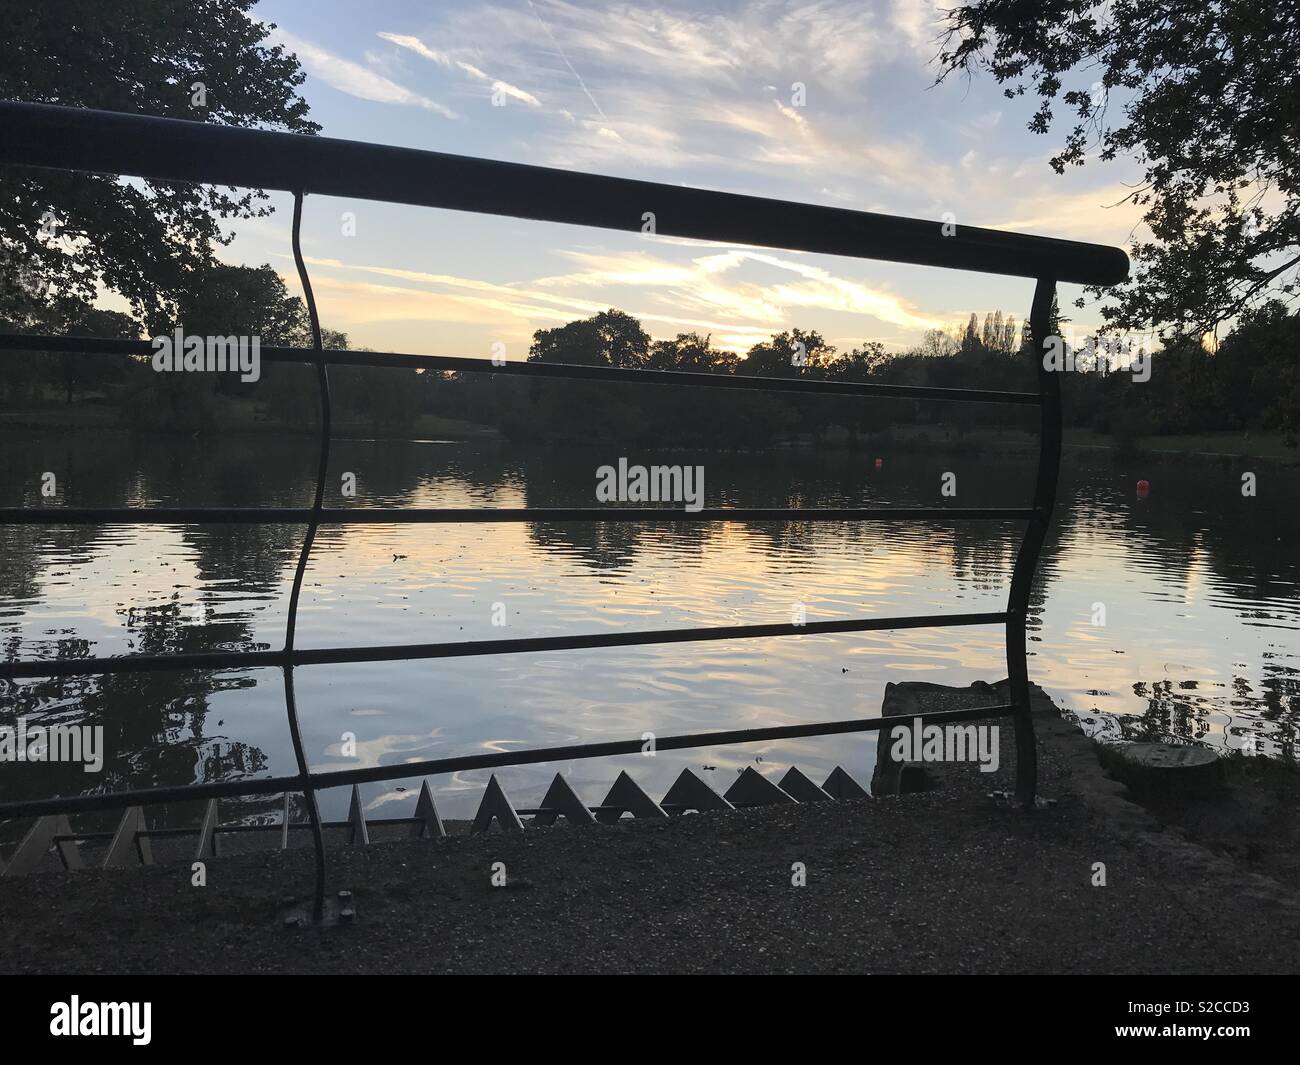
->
[0,102,1127,918]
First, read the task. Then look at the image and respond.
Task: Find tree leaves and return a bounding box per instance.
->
[0,1,319,326]
[936,1,1300,334]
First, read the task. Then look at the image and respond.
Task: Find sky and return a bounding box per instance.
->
[221,0,1146,359]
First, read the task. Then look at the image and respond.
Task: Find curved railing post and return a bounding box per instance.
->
[1006,276,1061,807]
[284,189,331,921]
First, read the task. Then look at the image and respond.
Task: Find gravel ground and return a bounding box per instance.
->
[2,689,1298,974]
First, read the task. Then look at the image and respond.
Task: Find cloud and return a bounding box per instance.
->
[377,32,541,106]
[283,241,935,354]
[271,29,457,118]
[984,182,1146,244]
[531,246,943,336]
[773,100,811,134]
[290,256,776,350]
[408,1,894,176]
[254,2,1143,352]
[891,0,948,55]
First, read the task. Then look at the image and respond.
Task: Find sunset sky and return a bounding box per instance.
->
[224,0,1144,359]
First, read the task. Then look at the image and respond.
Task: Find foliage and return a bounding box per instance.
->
[0,1,317,325]
[936,1,1300,334]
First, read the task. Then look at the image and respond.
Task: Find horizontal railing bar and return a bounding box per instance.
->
[0,102,1128,286]
[0,334,1045,405]
[0,610,1009,679]
[1,779,306,820]
[293,611,1010,666]
[0,506,1036,526]
[50,817,427,843]
[0,703,1016,820]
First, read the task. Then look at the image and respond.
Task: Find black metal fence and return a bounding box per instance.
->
[0,102,1127,917]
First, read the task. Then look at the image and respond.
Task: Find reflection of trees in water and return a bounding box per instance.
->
[180,524,302,601]
[1129,679,1216,743]
[1080,460,1300,615]
[0,431,321,510]
[1,521,285,817]
[1252,657,1299,762]
[520,458,708,570]
[0,438,340,815]
[1259,657,1300,724]
[511,447,1045,583]
[1126,668,1298,762]
[525,521,653,572]
[5,431,1296,813]
[0,525,113,605]
[329,438,479,505]
[0,599,270,819]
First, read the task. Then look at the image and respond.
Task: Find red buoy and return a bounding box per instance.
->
[1136,479,1151,496]
[874,458,883,470]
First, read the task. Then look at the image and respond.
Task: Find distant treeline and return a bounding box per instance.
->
[435,304,1300,449]
[2,264,1297,447]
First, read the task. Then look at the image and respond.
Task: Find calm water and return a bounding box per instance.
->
[1,430,1296,828]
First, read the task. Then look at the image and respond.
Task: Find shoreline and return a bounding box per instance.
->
[4,412,1297,464]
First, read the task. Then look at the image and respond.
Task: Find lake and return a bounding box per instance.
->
[1,430,1296,829]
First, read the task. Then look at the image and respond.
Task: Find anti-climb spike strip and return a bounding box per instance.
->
[724,767,798,807]
[595,771,669,823]
[3,814,77,877]
[471,774,525,834]
[660,768,734,814]
[778,766,834,802]
[822,766,871,800]
[103,807,152,869]
[347,785,370,846]
[533,773,598,826]
[4,816,53,876]
[0,764,876,880]
[412,780,446,839]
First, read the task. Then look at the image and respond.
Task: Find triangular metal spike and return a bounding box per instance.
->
[471,774,525,834]
[281,792,292,850]
[348,784,370,845]
[724,766,797,807]
[195,798,220,859]
[533,773,597,827]
[660,768,734,814]
[53,815,82,871]
[412,780,446,839]
[822,766,871,800]
[595,770,669,823]
[3,815,78,878]
[103,807,152,868]
[778,766,833,803]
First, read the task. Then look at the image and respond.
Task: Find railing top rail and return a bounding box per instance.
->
[0,102,1128,287]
